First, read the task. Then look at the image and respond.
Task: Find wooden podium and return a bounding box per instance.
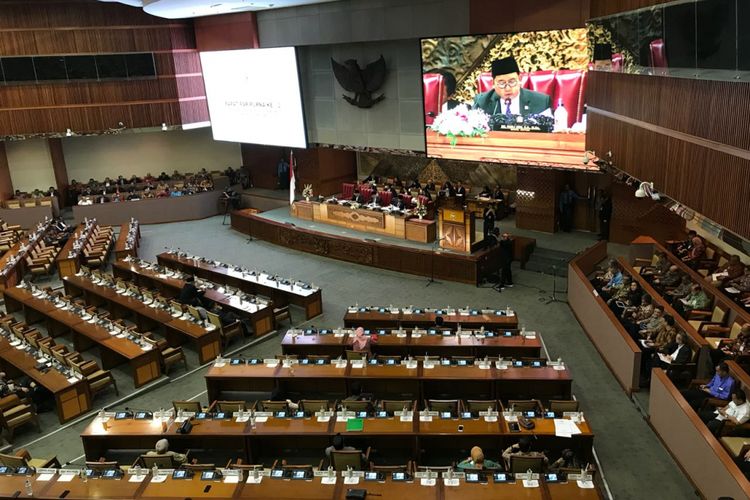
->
[439,208,475,253]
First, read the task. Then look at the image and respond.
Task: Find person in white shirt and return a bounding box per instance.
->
[699,390,750,436]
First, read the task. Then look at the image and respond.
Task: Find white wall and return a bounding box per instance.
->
[5,139,56,193]
[62,128,242,182]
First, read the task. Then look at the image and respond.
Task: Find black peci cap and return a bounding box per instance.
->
[491,56,520,77]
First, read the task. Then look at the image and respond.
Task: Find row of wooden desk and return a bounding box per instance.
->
[0,471,602,499]
[281,330,543,359]
[0,335,91,423]
[62,274,223,365]
[343,308,519,330]
[113,220,140,261]
[205,361,572,403]
[110,259,275,337]
[4,286,162,388]
[81,407,592,470]
[157,251,323,320]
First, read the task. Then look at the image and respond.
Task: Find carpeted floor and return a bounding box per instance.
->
[10,215,696,499]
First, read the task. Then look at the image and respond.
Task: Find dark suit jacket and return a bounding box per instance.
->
[473,88,551,116]
[664,343,691,364]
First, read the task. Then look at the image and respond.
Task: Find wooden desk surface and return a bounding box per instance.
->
[344,310,518,329]
[0,472,602,499]
[205,362,571,383]
[72,321,154,361]
[0,337,79,395]
[157,252,319,300]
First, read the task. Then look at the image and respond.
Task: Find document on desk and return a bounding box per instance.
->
[36,473,55,482]
[57,473,77,482]
[554,419,582,438]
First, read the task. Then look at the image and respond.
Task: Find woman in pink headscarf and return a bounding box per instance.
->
[350,327,375,355]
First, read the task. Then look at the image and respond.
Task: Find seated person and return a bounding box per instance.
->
[158,172,170,181]
[324,433,365,462]
[622,293,653,324]
[711,324,750,366]
[652,265,683,290]
[457,446,502,470]
[441,181,455,197]
[629,305,665,341]
[549,449,591,473]
[126,189,141,201]
[640,251,670,280]
[599,263,623,300]
[655,332,691,370]
[419,188,432,202]
[147,438,186,465]
[699,389,750,436]
[723,268,750,297]
[370,190,382,206]
[682,233,706,267]
[350,327,375,355]
[455,182,467,199]
[492,185,505,203]
[664,275,694,304]
[674,284,710,318]
[711,255,745,287]
[501,437,548,470]
[682,362,735,410]
[671,230,699,258]
[424,179,436,192]
[390,196,405,211]
[407,178,421,190]
[342,382,373,404]
[606,277,638,315]
[156,187,170,198]
[179,276,207,308]
[639,316,679,385]
[478,185,492,198]
[351,189,365,204]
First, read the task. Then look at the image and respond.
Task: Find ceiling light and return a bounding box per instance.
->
[66,128,73,137]
[161,123,168,131]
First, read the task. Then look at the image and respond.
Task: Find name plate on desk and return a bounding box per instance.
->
[404,360,418,370]
[350,360,365,369]
[523,331,537,339]
[263,359,279,367]
[423,360,436,369]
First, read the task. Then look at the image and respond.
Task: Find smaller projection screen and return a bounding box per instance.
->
[200,47,307,148]
[421,29,593,169]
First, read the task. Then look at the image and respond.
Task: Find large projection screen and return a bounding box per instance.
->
[421,29,594,170]
[200,47,308,148]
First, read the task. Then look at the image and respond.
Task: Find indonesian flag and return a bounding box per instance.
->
[289,150,296,205]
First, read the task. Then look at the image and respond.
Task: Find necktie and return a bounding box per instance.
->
[505,99,512,116]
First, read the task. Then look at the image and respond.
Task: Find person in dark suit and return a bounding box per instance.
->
[351,189,365,204]
[420,188,432,202]
[498,232,514,288]
[391,196,405,210]
[179,276,206,308]
[455,182,466,199]
[473,56,551,117]
[483,204,496,239]
[598,191,612,240]
[656,332,691,373]
[408,179,421,190]
[370,190,381,206]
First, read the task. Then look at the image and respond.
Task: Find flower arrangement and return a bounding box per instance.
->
[414,199,427,220]
[350,202,361,210]
[302,184,313,201]
[430,104,490,146]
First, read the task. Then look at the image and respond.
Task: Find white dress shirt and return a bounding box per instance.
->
[716,401,750,423]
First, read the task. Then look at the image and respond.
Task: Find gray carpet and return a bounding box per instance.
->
[10,216,696,499]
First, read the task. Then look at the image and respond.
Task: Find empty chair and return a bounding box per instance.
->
[465,400,500,412]
[85,461,123,472]
[371,461,413,474]
[299,400,332,413]
[274,305,291,326]
[345,350,366,361]
[376,355,401,364]
[307,355,331,363]
[549,400,579,413]
[426,399,459,414]
[257,400,288,412]
[184,463,215,472]
[0,450,59,469]
[211,400,247,413]
[416,464,453,473]
[207,311,243,350]
[173,401,202,413]
[0,394,41,441]
[380,400,413,413]
[331,448,370,471]
[506,399,543,413]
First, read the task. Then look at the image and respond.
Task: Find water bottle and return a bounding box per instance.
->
[554,98,568,132]
[24,479,32,496]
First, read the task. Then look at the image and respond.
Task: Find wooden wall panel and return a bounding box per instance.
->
[589,72,750,151]
[470,0,591,33]
[587,112,750,240]
[193,12,259,51]
[515,168,566,233]
[241,144,285,190]
[0,0,206,135]
[589,0,671,18]
[609,181,685,244]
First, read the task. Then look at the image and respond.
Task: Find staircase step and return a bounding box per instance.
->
[532,246,577,261]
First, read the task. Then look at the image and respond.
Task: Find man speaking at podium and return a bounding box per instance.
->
[473,56,551,118]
